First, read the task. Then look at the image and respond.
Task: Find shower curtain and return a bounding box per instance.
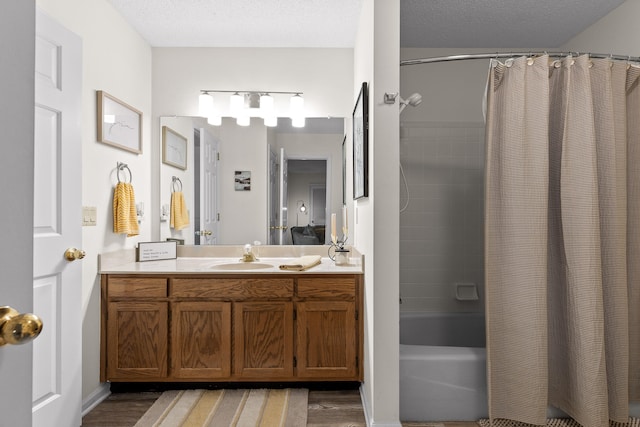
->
[485,54,640,427]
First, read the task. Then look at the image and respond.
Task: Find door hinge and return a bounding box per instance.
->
[217,152,220,161]
[293,356,297,367]
[355,310,358,320]
[293,310,297,321]
[216,213,220,221]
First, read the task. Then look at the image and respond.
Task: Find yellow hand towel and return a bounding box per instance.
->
[113,182,139,237]
[279,255,322,271]
[170,191,190,230]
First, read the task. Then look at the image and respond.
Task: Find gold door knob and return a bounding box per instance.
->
[0,306,43,346]
[64,248,85,261]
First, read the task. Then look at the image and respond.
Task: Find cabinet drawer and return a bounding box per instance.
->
[171,278,294,299]
[108,277,168,298]
[297,277,356,299]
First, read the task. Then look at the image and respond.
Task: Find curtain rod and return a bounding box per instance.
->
[400,51,640,66]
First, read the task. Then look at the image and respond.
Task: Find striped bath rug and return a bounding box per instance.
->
[134,388,308,427]
[478,418,640,427]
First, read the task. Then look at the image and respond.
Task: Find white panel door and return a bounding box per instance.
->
[199,128,219,244]
[268,147,278,244]
[33,10,83,427]
[277,148,289,245]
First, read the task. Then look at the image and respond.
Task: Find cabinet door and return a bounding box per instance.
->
[296,301,357,379]
[234,302,294,379]
[172,301,231,378]
[107,301,168,380]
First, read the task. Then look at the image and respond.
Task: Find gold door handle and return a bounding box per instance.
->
[270,226,288,231]
[195,230,212,236]
[64,248,85,261]
[0,306,43,346]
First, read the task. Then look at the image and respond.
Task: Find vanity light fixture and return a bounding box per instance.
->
[199,90,304,127]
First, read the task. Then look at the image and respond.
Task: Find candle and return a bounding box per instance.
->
[331,213,337,244]
[342,205,348,239]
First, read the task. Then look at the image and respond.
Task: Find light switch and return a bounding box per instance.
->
[82,206,97,226]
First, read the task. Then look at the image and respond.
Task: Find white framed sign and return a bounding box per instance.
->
[136,241,177,262]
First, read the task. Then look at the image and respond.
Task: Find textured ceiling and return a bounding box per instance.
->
[400,0,626,48]
[108,0,626,48]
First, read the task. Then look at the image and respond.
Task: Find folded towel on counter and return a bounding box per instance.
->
[279,255,322,271]
[113,182,139,237]
[170,191,190,230]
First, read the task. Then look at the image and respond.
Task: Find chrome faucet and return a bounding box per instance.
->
[242,243,258,262]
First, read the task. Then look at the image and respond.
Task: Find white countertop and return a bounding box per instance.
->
[99,246,363,275]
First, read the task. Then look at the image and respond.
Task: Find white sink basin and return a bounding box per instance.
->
[210,262,274,270]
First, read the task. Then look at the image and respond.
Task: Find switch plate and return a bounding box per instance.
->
[82,206,97,226]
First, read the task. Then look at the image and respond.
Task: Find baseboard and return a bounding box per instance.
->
[81,382,110,417]
[359,384,402,427]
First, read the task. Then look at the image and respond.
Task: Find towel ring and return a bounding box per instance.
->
[172,176,182,192]
[117,162,132,183]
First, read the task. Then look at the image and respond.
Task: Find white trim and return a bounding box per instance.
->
[81,383,111,417]
[359,384,402,427]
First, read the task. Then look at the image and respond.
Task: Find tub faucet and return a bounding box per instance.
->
[242,243,258,262]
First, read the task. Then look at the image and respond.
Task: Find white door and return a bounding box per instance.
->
[199,127,219,244]
[277,148,289,245]
[0,2,37,425]
[268,147,278,244]
[33,10,83,427]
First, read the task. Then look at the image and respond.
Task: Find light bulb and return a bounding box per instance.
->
[198,93,214,117]
[207,115,222,126]
[260,94,274,115]
[290,94,304,115]
[264,116,277,127]
[230,92,243,117]
[237,114,250,126]
[292,116,305,128]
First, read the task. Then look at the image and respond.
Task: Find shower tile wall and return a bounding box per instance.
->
[400,122,485,313]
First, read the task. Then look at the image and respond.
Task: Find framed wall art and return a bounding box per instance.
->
[352,82,369,200]
[162,126,188,170]
[97,90,142,154]
[235,171,251,191]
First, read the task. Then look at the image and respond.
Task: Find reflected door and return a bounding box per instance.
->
[268,147,289,245]
[198,128,219,245]
[277,148,288,245]
[268,147,278,244]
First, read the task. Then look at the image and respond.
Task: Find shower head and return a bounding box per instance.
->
[399,92,423,114]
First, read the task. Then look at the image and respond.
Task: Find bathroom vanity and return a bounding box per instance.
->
[99,247,363,384]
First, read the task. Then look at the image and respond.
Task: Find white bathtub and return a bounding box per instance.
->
[399,311,487,422]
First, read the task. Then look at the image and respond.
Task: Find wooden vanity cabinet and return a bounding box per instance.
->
[100,273,362,383]
[296,277,359,379]
[102,277,168,381]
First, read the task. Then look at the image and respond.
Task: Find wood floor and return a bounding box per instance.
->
[81,386,478,427]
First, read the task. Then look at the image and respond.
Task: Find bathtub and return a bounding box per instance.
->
[399,311,487,422]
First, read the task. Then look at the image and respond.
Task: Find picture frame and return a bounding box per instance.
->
[96,90,142,154]
[352,82,369,199]
[342,135,347,205]
[235,171,251,191]
[162,126,188,170]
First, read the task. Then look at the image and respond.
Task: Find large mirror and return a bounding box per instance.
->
[159,116,345,245]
